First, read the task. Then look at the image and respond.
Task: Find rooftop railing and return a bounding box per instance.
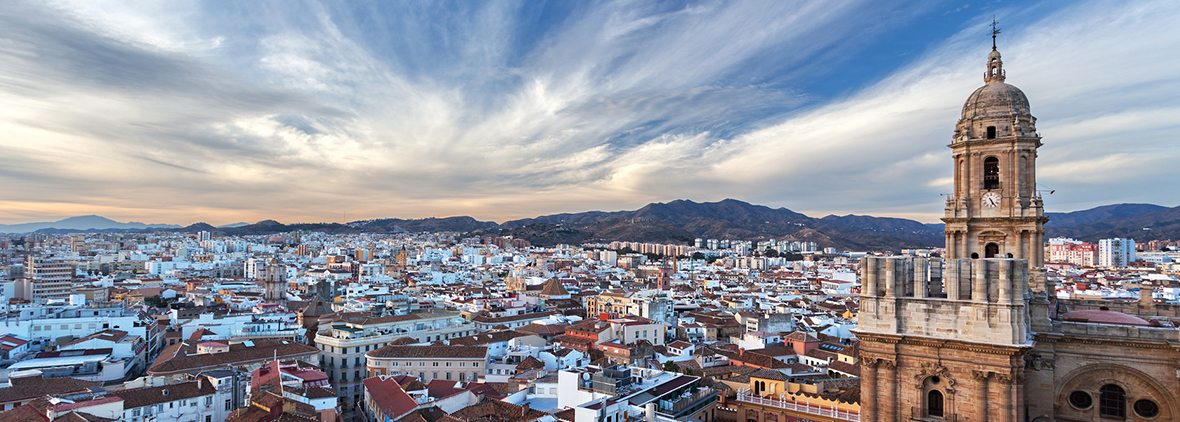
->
[735,390,859,422]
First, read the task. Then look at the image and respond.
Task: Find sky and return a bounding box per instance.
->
[1,0,1178,226]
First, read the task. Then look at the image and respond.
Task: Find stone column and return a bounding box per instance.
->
[997,260,1012,304]
[996,374,1014,422]
[946,259,961,300]
[863,257,878,297]
[883,360,898,422]
[914,258,928,299]
[972,260,988,302]
[972,371,989,422]
[884,259,897,298]
[861,359,879,422]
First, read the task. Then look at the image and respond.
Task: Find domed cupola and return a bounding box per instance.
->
[954,47,1037,143]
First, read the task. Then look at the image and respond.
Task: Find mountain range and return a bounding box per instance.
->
[3,201,1176,251]
[0,215,181,234]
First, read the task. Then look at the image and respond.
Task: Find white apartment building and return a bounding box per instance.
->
[1098,238,1136,268]
[314,312,474,414]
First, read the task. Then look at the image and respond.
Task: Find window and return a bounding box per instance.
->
[433,372,438,379]
[987,126,996,139]
[446,372,452,380]
[158,405,164,412]
[983,157,999,190]
[985,243,999,259]
[433,362,439,367]
[225,400,231,411]
[390,362,397,367]
[446,362,452,367]
[459,362,465,367]
[473,362,479,367]
[1099,384,1125,418]
[420,362,425,367]
[355,370,360,380]
[1134,399,1160,418]
[133,409,141,417]
[927,390,944,417]
[206,416,212,422]
[1068,391,1092,409]
[205,397,212,406]
[459,373,466,381]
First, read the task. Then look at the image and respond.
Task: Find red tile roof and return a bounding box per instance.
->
[363,376,420,420]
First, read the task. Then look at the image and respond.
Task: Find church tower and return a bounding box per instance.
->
[942,44,1047,266]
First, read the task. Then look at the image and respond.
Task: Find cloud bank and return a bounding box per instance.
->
[0,0,1177,225]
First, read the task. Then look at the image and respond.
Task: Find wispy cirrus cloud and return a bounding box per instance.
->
[0,0,1177,226]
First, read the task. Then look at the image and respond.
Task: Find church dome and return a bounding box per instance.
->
[1060,310,1152,327]
[961,82,1030,120]
[960,48,1030,120]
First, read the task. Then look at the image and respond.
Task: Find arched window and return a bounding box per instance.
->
[927,390,944,417]
[1099,384,1125,418]
[983,157,1000,189]
[971,253,979,259]
[985,243,999,258]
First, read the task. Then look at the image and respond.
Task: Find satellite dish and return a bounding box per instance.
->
[582,372,591,380]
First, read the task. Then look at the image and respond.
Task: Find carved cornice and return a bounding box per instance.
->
[858,332,1031,356]
[1033,332,1178,350]
[994,373,1024,385]
[971,370,991,381]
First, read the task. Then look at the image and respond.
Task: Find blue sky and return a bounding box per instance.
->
[1,0,1177,225]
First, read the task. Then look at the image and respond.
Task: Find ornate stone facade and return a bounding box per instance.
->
[855,46,1180,422]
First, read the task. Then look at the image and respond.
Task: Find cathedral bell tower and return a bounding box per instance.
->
[942,45,1047,266]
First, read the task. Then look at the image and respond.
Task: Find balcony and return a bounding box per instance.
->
[658,388,718,418]
[734,390,859,422]
[910,407,957,421]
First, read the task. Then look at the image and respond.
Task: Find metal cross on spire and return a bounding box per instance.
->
[991,15,1001,50]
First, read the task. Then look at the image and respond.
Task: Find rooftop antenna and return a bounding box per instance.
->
[991,15,1001,50]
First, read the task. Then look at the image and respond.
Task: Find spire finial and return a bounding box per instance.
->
[991,15,1001,50]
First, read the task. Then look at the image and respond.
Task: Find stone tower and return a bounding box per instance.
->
[656,261,672,290]
[942,46,1047,265]
[856,256,1033,422]
[263,257,286,302]
[857,42,1180,422]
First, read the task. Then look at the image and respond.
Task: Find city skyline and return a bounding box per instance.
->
[2,0,1178,226]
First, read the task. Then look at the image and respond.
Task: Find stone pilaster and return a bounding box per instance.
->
[882,359,898,422]
[861,358,879,422]
[972,370,990,422]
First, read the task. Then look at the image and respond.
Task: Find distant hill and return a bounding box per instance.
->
[7,201,1174,251]
[490,199,945,250]
[1045,203,1167,227]
[1046,205,1180,242]
[0,215,181,234]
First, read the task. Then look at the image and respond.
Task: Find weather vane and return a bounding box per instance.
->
[991,15,1001,50]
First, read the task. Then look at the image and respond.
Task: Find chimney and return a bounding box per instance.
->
[521,402,529,417]
[1139,284,1155,309]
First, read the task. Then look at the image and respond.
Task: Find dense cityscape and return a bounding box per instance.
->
[0,218,1177,422]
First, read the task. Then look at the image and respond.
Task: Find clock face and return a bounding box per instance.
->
[981,192,1001,208]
